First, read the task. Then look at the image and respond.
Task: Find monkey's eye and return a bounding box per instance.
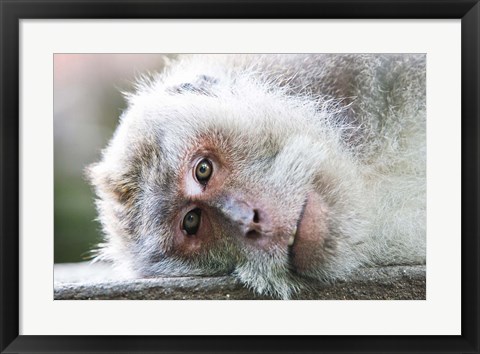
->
[182,209,201,235]
[195,159,213,183]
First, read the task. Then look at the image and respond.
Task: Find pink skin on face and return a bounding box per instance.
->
[290,192,330,273]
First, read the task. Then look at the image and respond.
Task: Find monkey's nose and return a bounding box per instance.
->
[216,195,268,239]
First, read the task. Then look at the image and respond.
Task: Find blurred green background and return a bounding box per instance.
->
[54,54,171,263]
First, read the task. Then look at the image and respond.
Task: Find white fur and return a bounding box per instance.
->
[89,54,426,299]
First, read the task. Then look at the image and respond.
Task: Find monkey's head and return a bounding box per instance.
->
[88,62,368,299]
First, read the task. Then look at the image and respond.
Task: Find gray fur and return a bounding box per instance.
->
[88,54,426,299]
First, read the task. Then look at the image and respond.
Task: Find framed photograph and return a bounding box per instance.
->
[1,0,478,353]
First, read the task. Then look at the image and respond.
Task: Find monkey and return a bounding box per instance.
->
[87,54,426,299]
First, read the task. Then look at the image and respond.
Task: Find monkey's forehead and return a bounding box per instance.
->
[120,83,319,143]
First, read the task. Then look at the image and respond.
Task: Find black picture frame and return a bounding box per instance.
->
[1,1,479,353]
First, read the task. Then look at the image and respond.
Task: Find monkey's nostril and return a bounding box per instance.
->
[253,209,260,223]
[246,229,261,239]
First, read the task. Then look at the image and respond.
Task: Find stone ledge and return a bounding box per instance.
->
[54,262,426,300]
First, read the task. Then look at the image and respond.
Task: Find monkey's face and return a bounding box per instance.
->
[89,74,367,299]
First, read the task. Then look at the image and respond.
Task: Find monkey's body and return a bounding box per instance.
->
[89,54,426,298]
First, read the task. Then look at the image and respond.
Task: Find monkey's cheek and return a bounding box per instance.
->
[290,192,330,273]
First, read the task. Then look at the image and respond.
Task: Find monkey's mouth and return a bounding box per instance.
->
[288,192,329,273]
[288,198,308,247]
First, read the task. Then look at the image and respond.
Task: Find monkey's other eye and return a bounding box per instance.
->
[195,159,213,183]
[183,209,202,235]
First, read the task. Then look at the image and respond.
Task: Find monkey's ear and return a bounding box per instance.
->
[85,162,139,206]
[85,162,110,196]
[168,74,218,96]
